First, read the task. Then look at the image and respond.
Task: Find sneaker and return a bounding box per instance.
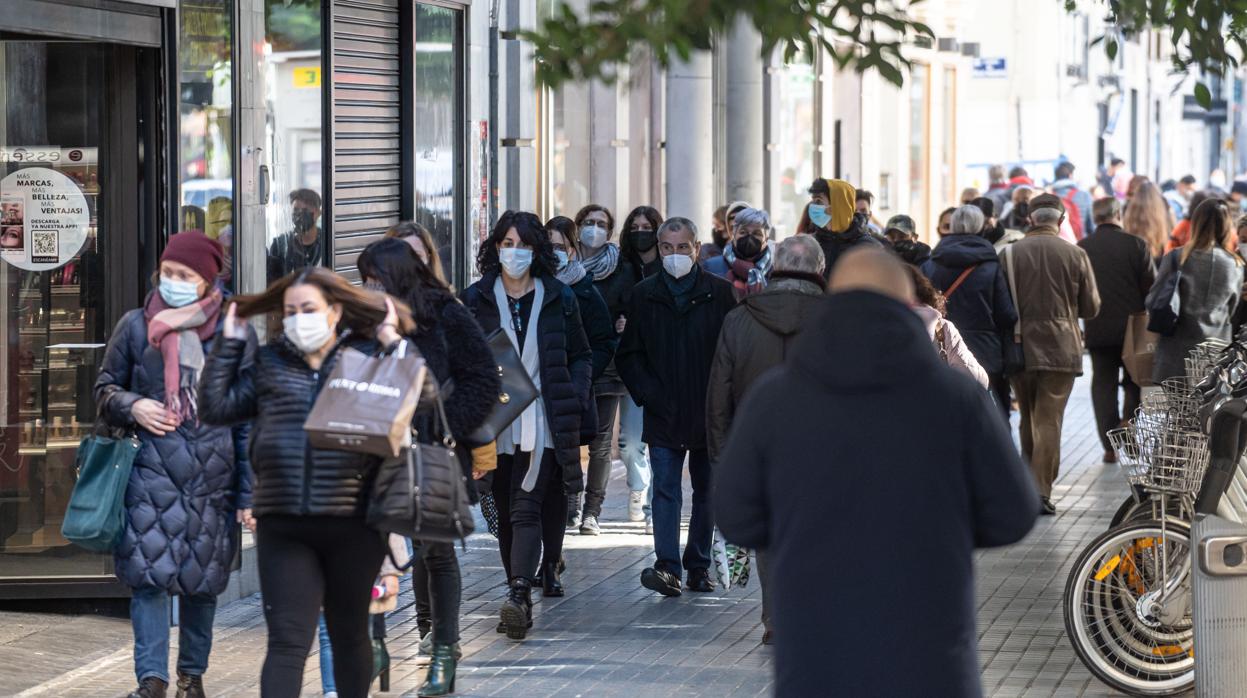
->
[645,515,653,536]
[628,490,646,522]
[686,568,715,593]
[580,514,601,536]
[640,567,682,597]
[419,631,432,655]
[1040,496,1057,516]
[566,493,582,529]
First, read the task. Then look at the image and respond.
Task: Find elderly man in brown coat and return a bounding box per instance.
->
[1002,193,1101,515]
[706,234,826,645]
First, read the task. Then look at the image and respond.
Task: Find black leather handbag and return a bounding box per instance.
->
[367,388,475,545]
[467,328,539,445]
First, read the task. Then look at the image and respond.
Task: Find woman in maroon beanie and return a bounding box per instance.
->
[93,231,258,698]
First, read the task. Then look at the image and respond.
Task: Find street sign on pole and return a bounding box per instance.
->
[1183,96,1228,121]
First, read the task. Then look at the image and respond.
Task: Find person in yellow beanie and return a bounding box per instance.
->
[803,178,883,279]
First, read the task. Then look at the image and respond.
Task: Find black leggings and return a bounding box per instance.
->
[256,515,387,698]
[493,450,561,581]
[410,541,462,644]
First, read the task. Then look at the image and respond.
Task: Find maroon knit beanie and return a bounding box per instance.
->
[161,231,224,282]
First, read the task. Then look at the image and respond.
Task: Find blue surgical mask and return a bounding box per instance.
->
[555,250,570,270]
[158,277,200,308]
[499,248,534,279]
[808,204,832,230]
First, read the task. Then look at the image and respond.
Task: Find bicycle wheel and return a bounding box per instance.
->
[1109,494,1185,528]
[1063,520,1194,696]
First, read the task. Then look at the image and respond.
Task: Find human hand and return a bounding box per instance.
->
[236,508,256,532]
[615,316,626,334]
[382,575,399,599]
[377,297,402,347]
[472,467,488,480]
[223,303,247,340]
[131,398,179,435]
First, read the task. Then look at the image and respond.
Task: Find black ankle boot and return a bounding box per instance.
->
[542,561,564,597]
[499,577,534,640]
[418,642,459,696]
[174,672,204,698]
[128,677,167,698]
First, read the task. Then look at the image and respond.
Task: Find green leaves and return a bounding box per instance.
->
[523,0,934,89]
[1195,81,1212,109]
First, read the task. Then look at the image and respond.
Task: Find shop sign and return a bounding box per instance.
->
[0,167,90,271]
[293,66,322,88]
[972,57,1007,79]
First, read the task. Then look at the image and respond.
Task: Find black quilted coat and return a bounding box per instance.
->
[460,273,593,470]
[198,333,383,518]
[94,307,256,596]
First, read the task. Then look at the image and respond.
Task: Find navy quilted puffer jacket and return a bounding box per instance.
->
[94,306,256,596]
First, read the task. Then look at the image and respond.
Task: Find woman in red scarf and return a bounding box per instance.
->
[704,207,774,298]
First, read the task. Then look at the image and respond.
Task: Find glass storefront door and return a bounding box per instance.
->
[0,41,139,585]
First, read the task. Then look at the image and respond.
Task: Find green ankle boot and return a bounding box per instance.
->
[418,642,458,696]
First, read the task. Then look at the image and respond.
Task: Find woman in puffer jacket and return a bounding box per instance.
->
[94,232,256,698]
[907,265,990,389]
[198,267,415,698]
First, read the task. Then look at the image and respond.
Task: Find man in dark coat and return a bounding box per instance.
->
[706,235,825,643]
[804,177,882,279]
[715,248,1037,697]
[1078,198,1157,462]
[617,216,736,597]
[922,204,1018,419]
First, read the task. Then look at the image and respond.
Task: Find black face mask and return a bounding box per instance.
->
[1012,203,1029,222]
[292,208,316,232]
[631,229,657,252]
[734,236,763,260]
[712,228,729,248]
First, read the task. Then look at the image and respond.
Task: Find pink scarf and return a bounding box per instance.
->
[144,289,223,425]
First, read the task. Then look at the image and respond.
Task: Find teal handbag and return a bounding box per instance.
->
[61,431,140,553]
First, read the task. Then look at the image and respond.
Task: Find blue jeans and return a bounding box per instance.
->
[130,587,216,683]
[317,614,336,694]
[619,396,652,513]
[648,446,712,576]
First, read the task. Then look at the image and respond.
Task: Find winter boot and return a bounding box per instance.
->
[499,577,534,640]
[174,673,204,698]
[418,642,459,696]
[127,677,167,698]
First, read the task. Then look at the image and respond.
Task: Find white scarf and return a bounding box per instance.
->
[492,276,551,491]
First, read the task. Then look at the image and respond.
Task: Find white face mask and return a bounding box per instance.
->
[554,250,570,270]
[499,248,533,279]
[283,311,335,353]
[662,253,694,279]
[580,225,609,250]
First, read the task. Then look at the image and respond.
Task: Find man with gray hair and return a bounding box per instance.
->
[704,206,774,297]
[1078,197,1156,463]
[617,216,737,597]
[1003,194,1101,514]
[706,235,826,642]
[922,204,1019,420]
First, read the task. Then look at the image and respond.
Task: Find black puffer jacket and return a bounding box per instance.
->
[95,307,256,596]
[811,216,883,279]
[568,275,618,381]
[617,265,737,450]
[460,273,594,469]
[922,234,1018,374]
[199,333,383,517]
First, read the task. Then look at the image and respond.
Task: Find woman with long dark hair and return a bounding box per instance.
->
[199,267,415,698]
[1152,198,1245,382]
[356,237,498,695]
[546,216,617,544]
[460,211,592,640]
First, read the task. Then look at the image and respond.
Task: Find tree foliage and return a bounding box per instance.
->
[1079,0,1247,108]
[522,0,933,88]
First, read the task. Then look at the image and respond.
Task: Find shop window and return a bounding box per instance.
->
[414,3,463,282]
[179,0,235,289]
[908,64,930,234]
[769,52,816,238]
[262,0,326,288]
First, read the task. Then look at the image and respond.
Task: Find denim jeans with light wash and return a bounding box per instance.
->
[648,446,713,576]
[130,587,216,683]
[618,395,652,514]
[317,614,336,695]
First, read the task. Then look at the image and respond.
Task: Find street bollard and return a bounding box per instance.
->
[1192,513,1247,698]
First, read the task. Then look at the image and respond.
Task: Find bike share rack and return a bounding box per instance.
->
[1191,398,1247,697]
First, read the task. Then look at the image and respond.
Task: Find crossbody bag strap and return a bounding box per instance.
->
[943,264,979,299]
[1004,245,1021,342]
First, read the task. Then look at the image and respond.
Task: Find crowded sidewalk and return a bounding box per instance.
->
[1,368,1180,698]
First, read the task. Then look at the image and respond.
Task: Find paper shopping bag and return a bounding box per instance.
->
[304,343,427,458]
[1122,312,1158,387]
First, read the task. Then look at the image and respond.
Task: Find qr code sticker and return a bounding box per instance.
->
[31,229,57,264]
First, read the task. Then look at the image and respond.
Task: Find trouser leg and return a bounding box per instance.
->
[583,393,620,519]
[1028,371,1077,497]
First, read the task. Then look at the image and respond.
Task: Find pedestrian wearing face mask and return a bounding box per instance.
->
[266,188,324,285]
[198,268,415,698]
[704,207,774,298]
[95,233,256,698]
[545,216,616,544]
[617,217,736,597]
[802,178,882,279]
[460,211,593,640]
